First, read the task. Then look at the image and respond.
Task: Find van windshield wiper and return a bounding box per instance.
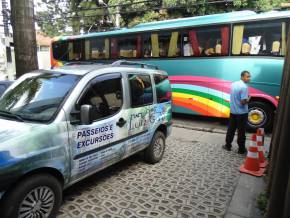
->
[0,110,24,122]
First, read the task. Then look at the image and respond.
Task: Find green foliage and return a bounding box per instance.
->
[36,0,68,37]
[36,0,290,36]
[257,191,268,215]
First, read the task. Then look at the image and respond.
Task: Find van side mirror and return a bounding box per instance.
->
[80,105,94,125]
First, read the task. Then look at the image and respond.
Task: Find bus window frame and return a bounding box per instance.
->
[141,30,182,59]
[69,39,86,61]
[230,18,288,57]
[52,17,288,62]
[180,24,231,58]
[84,36,111,61]
[110,34,143,59]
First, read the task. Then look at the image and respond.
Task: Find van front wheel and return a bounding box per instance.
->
[144,131,166,164]
[2,173,62,218]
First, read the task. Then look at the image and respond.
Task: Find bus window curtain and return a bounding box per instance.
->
[111,38,119,58]
[221,26,229,55]
[85,40,91,60]
[189,30,200,56]
[232,25,244,55]
[282,22,286,56]
[105,38,110,59]
[136,35,142,58]
[68,42,74,60]
[168,32,179,57]
[151,34,160,57]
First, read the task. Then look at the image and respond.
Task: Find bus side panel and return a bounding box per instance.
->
[144,57,282,117]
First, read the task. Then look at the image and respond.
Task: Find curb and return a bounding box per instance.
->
[172,124,271,141]
[173,123,226,134]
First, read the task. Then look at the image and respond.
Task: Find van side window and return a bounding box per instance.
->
[78,78,123,121]
[154,75,172,103]
[129,74,153,107]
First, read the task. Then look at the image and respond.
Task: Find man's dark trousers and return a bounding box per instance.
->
[225,113,248,150]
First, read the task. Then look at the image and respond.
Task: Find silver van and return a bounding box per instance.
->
[0,61,172,218]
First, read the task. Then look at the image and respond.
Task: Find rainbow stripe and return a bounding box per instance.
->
[169,76,277,118]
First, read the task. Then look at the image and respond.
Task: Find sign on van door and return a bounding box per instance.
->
[68,74,129,180]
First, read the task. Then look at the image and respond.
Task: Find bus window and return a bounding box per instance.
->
[52,41,69,62]
[111,35,141,58]
[143,32,181,58]
[68,40,84,61]
[183,26,229,57]
[232,21,286,56]
[85,38,109,60]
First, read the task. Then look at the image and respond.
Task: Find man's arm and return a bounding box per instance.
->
[240,87,249,105]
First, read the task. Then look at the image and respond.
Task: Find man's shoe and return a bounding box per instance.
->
[222,145,231,151]
[238,149,247,155]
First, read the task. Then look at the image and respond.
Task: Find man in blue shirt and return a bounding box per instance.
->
[223,71,251,154]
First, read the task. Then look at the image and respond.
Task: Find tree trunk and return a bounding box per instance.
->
[266,29,290,218]
[10,0,38,78]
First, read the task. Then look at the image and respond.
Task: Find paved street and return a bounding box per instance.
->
[57,127,245,218]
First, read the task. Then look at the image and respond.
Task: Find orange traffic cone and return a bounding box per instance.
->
[256,128,268,168]
[239,134,265,177]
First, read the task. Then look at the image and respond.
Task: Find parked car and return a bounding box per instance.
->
[0,80,14,97]
[0,61,172,218]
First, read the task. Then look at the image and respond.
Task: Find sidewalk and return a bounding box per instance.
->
[225,174,265,218]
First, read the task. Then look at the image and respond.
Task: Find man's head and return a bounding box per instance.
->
[241,71,251,83]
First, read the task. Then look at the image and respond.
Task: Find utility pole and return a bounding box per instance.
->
[10,0,38,78]
[115,5,121,28]
[266,29,290,218]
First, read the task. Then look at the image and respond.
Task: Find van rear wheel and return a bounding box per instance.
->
[1,173,62,218]
[247,101,274,132]
[144,131,166,164]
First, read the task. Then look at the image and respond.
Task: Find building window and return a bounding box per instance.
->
[111,35,141,58]
[129,74,153,107]
[183,26,229,57]
[143,31,181,58]
[232,21,286,56]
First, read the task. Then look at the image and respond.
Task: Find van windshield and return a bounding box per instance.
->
[0,72,80,122]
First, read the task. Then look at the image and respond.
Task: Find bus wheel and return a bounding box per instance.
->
[247,101,274,132]
[1,173,62,218]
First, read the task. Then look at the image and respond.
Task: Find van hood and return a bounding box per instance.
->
[0,118,68,166]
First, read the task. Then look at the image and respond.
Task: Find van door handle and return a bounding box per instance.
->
[116,118,126,127]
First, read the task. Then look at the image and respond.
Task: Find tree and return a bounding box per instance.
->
[36,0,68,37]
[37,0,290,36]
[11,0,38,77]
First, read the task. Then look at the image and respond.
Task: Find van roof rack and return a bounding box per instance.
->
[111,60,159,70]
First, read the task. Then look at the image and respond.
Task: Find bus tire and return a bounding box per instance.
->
[247,101,274,132]
[1,173,62,218]
[144,131,166,164]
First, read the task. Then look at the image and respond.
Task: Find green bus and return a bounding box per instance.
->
[51,10,289,131]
